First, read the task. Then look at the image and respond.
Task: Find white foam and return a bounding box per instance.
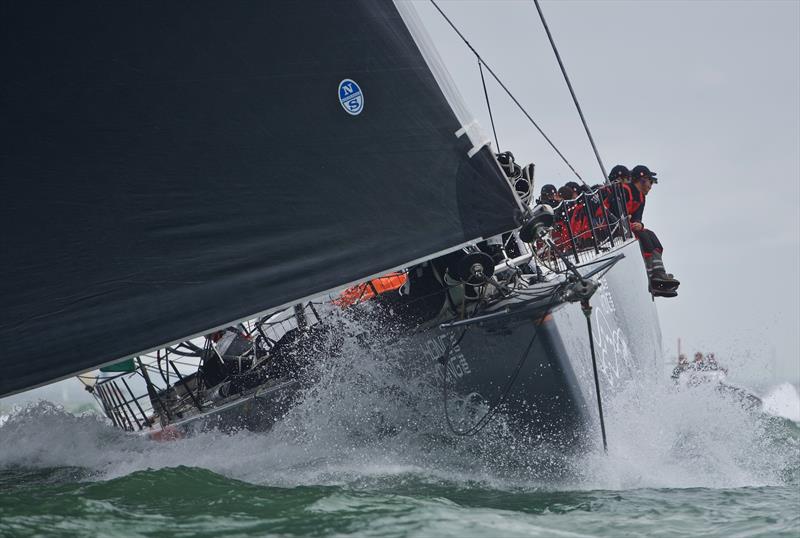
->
[761,383,800,423]
[577,378,798,490]
[1,319,797,492]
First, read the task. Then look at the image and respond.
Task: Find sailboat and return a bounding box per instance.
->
[1,1,661,447]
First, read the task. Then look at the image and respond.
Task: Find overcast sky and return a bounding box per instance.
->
[3,0,797,410]
[415,0,799,385]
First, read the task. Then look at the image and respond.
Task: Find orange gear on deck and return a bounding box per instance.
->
[333,272,407,307]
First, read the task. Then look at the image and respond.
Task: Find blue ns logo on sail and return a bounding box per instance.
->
[338,79,364,116]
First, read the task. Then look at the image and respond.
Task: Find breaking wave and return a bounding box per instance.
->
[0,319,797,492]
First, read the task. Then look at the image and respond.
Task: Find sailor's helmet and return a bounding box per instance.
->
[631,164,658,183]
[608,164,630,182]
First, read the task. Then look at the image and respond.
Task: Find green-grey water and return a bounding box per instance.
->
[1,466,798,538]
[2,373,799,537]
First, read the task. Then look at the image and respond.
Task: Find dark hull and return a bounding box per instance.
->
[420,240,661,443]
[146,379,299,440]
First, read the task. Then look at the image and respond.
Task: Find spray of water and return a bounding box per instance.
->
[578,378,798,490]
[1,317,797,491]
[761,383,800,423]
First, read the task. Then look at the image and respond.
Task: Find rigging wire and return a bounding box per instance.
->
[429,0,585,183]
[478,60,500,152]
[532,0,608,181]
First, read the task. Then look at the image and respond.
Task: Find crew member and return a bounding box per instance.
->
[565,181,589,196]
[537,184,560,206]
[608,165,631,184]
[705,353,726,373]
[605,165,631,226]
[623,165,679,297]
[558,185,576,201]
[671,353,689,379]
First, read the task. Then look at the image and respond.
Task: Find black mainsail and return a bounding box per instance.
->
[0,1,522,396]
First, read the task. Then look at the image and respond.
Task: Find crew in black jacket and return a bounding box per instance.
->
[623,165,680,297]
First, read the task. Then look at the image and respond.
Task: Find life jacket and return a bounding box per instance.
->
[593,190,609,220]
[581,192,609,231]
[622,183,644,217]
[569,201,590,239]
[549,220,573,253]
[600,183,627,220]
[333,272,408,307]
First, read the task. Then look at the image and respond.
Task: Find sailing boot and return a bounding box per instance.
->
[650,286,678,298]
[653,250,676,280]
[643,255,675,296]
[650,251,680,288]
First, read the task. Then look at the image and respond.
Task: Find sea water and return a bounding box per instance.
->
[1,340,798,538]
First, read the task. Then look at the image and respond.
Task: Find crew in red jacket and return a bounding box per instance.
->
[623,165,680,297]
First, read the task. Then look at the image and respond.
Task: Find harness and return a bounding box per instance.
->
[622,183,644,218]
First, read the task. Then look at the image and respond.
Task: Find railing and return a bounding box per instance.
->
[83,369,154,431]
[535,182,634,273]
[80,306,320,431]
